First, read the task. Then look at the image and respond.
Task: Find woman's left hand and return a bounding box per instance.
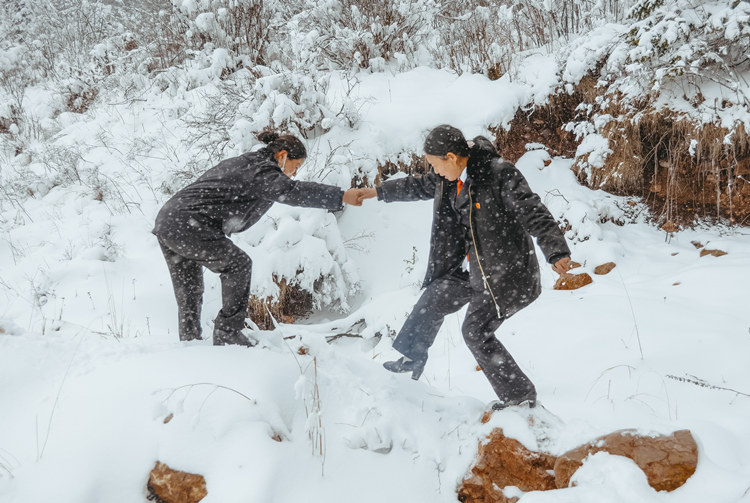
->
[552,256,572,275]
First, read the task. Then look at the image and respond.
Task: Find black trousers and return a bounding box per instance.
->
[392,270,535,402]
[157,233,252,343]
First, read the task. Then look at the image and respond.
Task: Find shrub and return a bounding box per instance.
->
[559,0,750,224]
[429,2,515,79]
[169,0,273,67]
[182,65,359,163]
[281,0,437,72]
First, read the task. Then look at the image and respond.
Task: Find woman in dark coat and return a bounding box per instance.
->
[153,131,362,346]
[360,125,572,409]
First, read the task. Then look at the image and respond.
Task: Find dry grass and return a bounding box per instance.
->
[0,117,11,135]
[532,66,750,227]
[351,153,428,188]
[575,106,750,225]
[373,154,428,185]
[247,277,314,330]
[66,87,98,114]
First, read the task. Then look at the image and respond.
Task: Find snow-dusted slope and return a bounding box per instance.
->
[2,61,750,502]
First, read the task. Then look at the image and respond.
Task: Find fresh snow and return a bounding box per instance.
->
[2,55,750,503]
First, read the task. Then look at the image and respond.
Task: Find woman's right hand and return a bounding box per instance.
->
[357,188,377,203]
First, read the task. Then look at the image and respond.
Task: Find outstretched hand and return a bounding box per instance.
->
[357,187,377,204]
[342,188,378,206]
[552,256,572,275]
[342,188,363,206]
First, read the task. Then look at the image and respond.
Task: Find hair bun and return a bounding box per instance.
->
[257,130,279,144]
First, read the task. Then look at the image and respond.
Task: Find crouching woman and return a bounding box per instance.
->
[153,131,362,346]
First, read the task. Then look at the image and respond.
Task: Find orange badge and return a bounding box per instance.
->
[475,202,481,209]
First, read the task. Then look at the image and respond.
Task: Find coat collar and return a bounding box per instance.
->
[452,137,498,209]
[455,180,470,210]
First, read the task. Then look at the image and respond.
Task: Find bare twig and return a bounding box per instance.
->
[0,448,18,479]
[616,268,644,359]
[666,374,750,398]
[325,332,362,343]
[39,332,86,459]
[160,382,257,405]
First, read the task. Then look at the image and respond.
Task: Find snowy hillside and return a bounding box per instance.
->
[2,0,750,502]
[3,150,750,501]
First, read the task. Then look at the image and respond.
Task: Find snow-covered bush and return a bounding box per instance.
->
[280,0,437,72]
[557,0,750,224]
[1,1,120,82]
[163,0,639,78]
[0,1,160,161]
[560,0,750,142]
[182,65,359,164]
[615,0,749,107]
[240,204,360,322]
[428,2,515,79]
[169,0,278,67]
[512,0,635,47]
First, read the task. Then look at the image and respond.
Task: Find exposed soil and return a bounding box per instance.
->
[491,85,585,163]
[492,73,750,227]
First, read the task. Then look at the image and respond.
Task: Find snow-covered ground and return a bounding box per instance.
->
[2,63,750,502]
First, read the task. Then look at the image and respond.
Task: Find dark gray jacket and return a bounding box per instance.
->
[377,138,570,317]
[153,149,345,240]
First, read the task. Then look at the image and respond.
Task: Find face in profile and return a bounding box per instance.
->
[275,151,306,178]
[425,153,464,181]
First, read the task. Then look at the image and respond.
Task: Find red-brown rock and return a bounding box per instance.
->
[553,429,698,491]
[594,262,616,275]
[148,462,207,503]
[553,273,593,290]
[700,248,727,257]
[458,429,557,503]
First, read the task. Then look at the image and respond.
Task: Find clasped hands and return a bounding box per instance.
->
[342,187,378,207]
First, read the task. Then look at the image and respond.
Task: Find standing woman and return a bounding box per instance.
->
[359,125,572,409]
[153,131,362,346]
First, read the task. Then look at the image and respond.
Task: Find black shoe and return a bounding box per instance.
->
[383,357,426,380]
[491,389,538,411]
[213,330,256,347]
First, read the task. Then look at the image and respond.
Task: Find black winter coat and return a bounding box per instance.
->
[153,149,345,240]
[376,139,570,317]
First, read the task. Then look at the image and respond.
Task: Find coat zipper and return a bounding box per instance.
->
[468,185,503,318]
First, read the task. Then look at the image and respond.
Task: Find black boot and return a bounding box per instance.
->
[491,388,537,411]
[213,329,256,347]
[383,356,426,380]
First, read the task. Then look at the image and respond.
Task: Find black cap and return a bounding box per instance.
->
[423,125,470,157]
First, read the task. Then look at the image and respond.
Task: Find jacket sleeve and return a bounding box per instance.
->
[256,165,344,211]
[496,162,571,263]
[376,171,440,202]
